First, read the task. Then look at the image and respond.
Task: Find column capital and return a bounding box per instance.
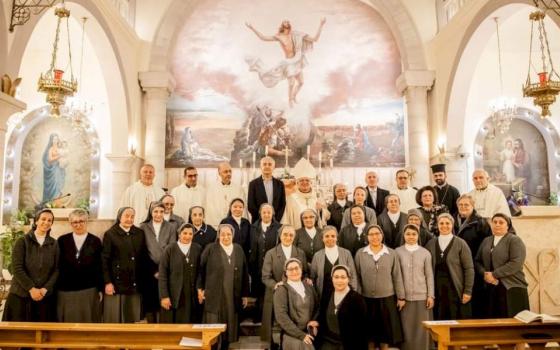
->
[0,92,27,124]
[138,71,175,94]
[396,70,435,94]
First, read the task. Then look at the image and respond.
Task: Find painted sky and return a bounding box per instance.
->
[169,0,402,126]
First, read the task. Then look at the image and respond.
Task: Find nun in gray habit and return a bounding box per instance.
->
[198,223,249,350]
[102,207,149,323]
[274,258,319,350]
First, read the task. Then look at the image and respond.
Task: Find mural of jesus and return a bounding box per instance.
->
[245,18,326,107]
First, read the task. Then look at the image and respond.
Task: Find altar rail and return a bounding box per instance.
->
[424,318,560,350]
[0,322,225,350]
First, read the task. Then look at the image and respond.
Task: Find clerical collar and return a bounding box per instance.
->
[305,227,317,239]
[436,183,447,189]
[281,244,292,259]
[287,280,306,299]
[119,224,131,233]
[220,243,234,256]
[388,211,400,224]
[405,243,420,252]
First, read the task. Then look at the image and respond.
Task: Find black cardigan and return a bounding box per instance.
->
[319,289,369,350]
[57,232,103,292]
[101,225,149,295]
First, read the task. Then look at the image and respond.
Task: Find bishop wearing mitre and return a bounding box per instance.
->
[282,158,330,229]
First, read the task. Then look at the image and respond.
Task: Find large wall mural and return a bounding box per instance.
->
[165,0,404,168]
[18,117,93,210]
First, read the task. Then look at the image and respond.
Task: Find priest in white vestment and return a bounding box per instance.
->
[120,164,165,225]
[390,169,418,212]
[282,158,330,230]
[170,166,206,221]
[468,169,510,218]
[205,162,246,227]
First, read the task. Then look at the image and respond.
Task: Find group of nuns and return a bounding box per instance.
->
[2,193,530,350]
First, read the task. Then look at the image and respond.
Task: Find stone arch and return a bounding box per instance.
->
[473,107,560,194]
[6,0,131,153]
[148,0,428,72]
[0,4,7,73]
[3,106,101,218]
[444,0,560,148]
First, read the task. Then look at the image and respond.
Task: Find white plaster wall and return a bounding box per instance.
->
[460,6,560,189]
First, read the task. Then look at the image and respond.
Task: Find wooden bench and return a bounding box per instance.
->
[424,318,560,350]
[0,322,226,349]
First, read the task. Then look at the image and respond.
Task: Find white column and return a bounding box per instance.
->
[139,71,174,188]
[397,70,435,187]
[105,154,136,214]
[0,92,26,224]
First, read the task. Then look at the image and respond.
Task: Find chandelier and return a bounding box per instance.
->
[37,2,77,118]
[522,11,560,118]
[489,17,517,134]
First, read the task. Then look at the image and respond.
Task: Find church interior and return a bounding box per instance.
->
[1,0,560,348]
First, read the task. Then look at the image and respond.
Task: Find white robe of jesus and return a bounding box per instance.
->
[205,182,246,227]
[282,190,330,230]
[120,181,165,225]
[468,183,511,219]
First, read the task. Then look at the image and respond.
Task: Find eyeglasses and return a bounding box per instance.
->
[286,266,301,272]
[70,220,86,225]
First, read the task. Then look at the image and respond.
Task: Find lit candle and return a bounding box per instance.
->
[265,145,268,156]
[252,151,256,170]
[285,147,289,167]
[330,158,333,169]
[318,152,322,170]
[307,145,311,160]
[239,158,243,169]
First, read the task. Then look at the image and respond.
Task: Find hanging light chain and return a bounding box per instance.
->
[537,15,548,73]
[48,13,63,74]
[494,17,505,95]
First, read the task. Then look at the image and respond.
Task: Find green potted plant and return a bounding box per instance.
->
[0,209,30,275]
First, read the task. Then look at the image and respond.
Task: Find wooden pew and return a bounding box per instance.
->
[0,322,226,349]
[424,318,560,350]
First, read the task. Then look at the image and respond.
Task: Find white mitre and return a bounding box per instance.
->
[292,158,316,180]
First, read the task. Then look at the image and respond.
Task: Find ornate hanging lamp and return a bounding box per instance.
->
[489,17,516,134]
[522,11,560,118]
[37,1,77,118]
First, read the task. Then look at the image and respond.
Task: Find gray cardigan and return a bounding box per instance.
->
[140,220,177,265]
[425,236,474,298]
[395,246,434,301]
[10,231,59,298]
[475,233,528,290]
[354,246,405,299]
[310,246,358,298]
[273,282,319,340]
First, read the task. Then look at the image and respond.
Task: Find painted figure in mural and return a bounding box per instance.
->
[179,127,227,162]
[42,133,66,203]
[512,138,530,179]
[245,18,326,107]
[500,139,515,183]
